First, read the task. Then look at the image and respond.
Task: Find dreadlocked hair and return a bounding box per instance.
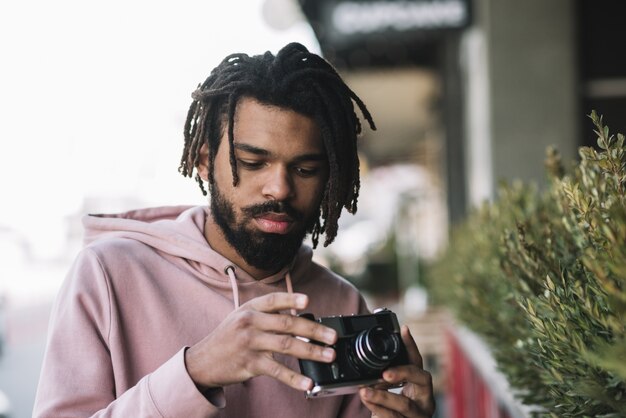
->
[178,42,376,248]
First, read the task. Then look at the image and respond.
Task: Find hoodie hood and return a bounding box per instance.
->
[82,205,314,287]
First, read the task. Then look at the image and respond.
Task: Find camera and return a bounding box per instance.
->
[298,308,410,398]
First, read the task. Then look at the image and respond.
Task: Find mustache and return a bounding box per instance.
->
[242,201,303,221]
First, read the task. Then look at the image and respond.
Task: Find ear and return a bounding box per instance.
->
[196,143,210,182]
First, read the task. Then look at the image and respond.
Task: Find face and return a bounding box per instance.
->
[198,97,329,275]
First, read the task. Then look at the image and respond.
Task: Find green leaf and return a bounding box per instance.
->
[424,111,626,417]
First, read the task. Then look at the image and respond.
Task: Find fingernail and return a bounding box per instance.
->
[323,329,337,344]
[295,294,307,309]
[361,388,373,399]
[322,348,334,361]
[300,377,312,390]
[384,370,394,380]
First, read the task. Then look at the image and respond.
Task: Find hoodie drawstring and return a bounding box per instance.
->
[225,266,297,316]
[285,271,297,316]
[225,266,240,309]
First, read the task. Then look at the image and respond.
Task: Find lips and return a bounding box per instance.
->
[254,212,294,234]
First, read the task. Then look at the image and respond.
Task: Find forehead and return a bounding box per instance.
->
[229,97,324,155]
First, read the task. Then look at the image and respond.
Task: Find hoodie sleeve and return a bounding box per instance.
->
[33,248,222,418]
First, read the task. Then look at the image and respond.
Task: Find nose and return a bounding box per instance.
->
[262,165,295,201]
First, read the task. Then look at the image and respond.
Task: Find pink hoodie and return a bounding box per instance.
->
[33,206,370,417]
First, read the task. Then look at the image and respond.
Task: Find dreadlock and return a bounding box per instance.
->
[178,42,376,248]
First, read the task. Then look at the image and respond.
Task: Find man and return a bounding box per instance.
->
[34,43,434,417]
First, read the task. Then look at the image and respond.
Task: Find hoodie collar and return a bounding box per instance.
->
[83,205,313,285]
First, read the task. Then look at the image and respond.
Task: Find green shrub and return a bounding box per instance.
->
[425,112,626,417]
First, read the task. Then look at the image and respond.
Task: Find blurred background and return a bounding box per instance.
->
[1,0,625,417]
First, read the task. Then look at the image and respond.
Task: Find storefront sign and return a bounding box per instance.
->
[300,0,471,67]
[330,0,469,36]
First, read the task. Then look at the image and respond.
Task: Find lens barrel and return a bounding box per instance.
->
[353,326,400,371]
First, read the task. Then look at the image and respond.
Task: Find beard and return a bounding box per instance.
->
[210,184,318,274]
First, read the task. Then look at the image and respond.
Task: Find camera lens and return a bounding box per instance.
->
[353,326,400,371]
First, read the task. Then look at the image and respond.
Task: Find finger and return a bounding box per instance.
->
[381,367,434,415]
[243,292,309,313]
[360,395,399,418]
[360,388,430,418]
[255,332,336,363]
[401,325,423,368]
[253,312,337,345]
[382,366,432,388]
[253,354,313,392]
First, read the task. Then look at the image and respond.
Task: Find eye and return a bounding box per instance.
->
[294,166,320,177]
[237,159,264,170]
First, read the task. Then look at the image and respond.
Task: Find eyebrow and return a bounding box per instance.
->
[233,143,327,162]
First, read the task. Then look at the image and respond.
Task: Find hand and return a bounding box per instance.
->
[359,325,435,418]
[184,292,337,391]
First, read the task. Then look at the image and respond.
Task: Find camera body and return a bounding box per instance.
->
[298,308,410,398]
